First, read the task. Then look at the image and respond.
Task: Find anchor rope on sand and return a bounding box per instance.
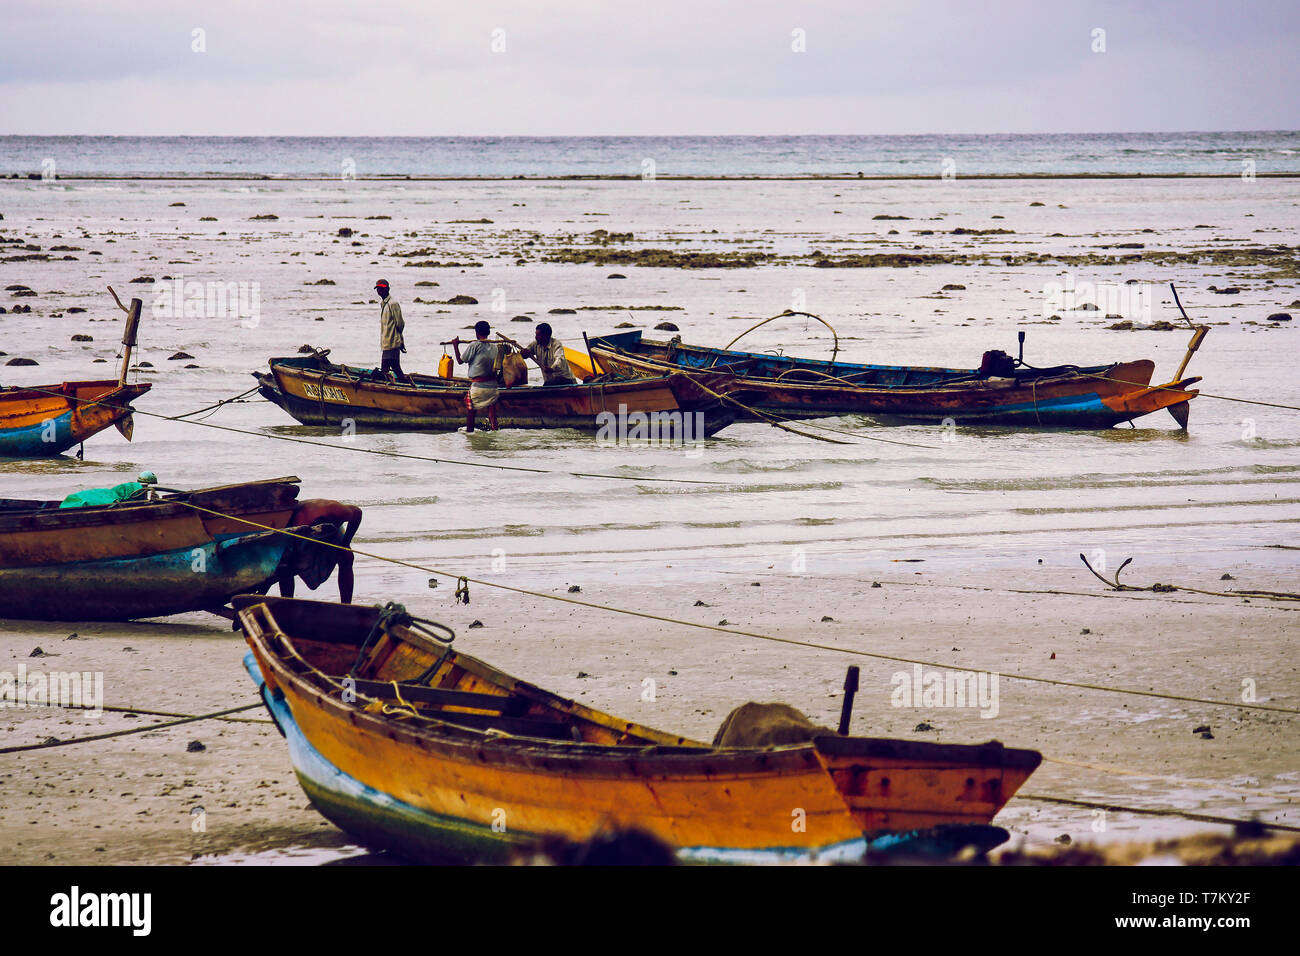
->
[156,499,1300,717]
[0,703,264,754]
[1079,553,1300,602]
[1016,793,1300,835]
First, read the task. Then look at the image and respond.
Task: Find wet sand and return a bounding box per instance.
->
[4,562,1296,865]
[1,175,1297,864]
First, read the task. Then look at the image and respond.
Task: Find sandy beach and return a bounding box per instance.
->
[2,174,1297,864]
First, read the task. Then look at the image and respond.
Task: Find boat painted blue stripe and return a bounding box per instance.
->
[243,654,994,865]
[0,410,77,456]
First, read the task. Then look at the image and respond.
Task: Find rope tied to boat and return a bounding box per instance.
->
[172,385,262,422]
[165,499,1300,718]
[349,601,456,675]
[724,310,842,364]
[381,680,420,720]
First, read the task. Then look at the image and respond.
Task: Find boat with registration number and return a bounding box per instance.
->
[255,350,747,438]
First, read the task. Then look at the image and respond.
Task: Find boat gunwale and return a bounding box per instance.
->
[590,341,1134,396]
[0,476,301,528]
[265,355,732,398]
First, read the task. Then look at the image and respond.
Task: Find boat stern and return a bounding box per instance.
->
[812,735,1042,833]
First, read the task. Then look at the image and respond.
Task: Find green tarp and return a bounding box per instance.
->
[59,481,148,509]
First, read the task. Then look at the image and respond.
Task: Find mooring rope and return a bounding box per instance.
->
[1079,370,1300,412]
[1016,793,1300,835]
[172,385,263,421]
[13,700,272,724]
[0,703,264,754]
[164,499,1300,717]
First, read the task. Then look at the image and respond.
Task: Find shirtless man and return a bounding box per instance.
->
[276,499,363,602]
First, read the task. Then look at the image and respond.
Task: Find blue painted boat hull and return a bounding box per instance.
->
[0,409,79,456]
[0,532,291,621]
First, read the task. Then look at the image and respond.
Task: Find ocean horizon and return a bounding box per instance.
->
[3,131,1298,179]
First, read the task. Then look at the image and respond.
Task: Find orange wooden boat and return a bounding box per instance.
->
[0,287,150,457]
[239,596,1042,864]
[0,380,150,457]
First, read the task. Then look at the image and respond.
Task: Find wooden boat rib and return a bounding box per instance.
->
[589,331,1202,429]
[0,380,150,457]
[239,596,1042,864]
[0,477,304,621]
[255,354,744,437]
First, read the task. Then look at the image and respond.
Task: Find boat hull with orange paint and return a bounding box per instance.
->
[0,380,151,457]
[238,596,1042,864]
[0,477,303,620]
[255,355,742,436]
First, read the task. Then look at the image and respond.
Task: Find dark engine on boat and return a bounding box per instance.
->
[979,349,1017,378]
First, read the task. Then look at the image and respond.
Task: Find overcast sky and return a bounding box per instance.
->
[2,0,1297,136]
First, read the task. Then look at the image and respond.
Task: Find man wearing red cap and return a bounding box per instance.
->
[375,279,410,384]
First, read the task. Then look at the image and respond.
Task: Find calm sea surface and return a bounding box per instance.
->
[1,131,1299,178]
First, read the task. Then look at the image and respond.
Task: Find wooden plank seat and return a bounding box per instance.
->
[350,679,525,714]
[349,679,576,740]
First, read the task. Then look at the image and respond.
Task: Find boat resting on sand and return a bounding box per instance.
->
[255,352,745,437]
[238,596,1042,864]
[0,477,326,621]
[588,330,1203,430]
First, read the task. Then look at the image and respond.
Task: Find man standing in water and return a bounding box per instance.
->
[519,322,578,385]
[452,320,499,432]
[375,279,409,383]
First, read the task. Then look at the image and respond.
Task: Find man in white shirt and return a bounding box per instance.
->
[520,323,578,386]
[375,279,410,384]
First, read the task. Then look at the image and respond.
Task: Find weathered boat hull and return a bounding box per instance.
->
[244,652,1009,864]
[0,532,291,621]
[0,478,303,621]
[239,597,1042,864]
[0,381,150,457]
[255,356,741,437]
[590,333,1201,429]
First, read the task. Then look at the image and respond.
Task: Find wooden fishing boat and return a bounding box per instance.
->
[254,352,745,438]
[238,596,1042,864]
[589,331,1203,429]
[0,380,151,457]
[0,477,306,621]
[1,289,151,456]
